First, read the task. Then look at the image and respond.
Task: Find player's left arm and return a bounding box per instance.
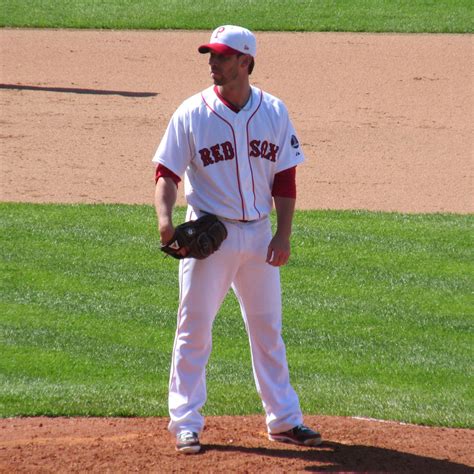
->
[267,196,296,267]
[267,101,303,266]
[267,165,297,267]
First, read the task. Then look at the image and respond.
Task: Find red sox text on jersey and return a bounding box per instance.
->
[199,140,279,167]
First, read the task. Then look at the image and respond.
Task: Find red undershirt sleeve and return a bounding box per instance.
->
[155,164,181,187]
[272,166,296,198]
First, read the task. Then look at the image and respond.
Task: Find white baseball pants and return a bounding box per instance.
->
[167,209,303,436]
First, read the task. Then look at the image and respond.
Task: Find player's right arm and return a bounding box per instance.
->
[152,100,194,252]
[155,176,177,245]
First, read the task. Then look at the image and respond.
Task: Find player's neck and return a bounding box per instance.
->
[217,82,251,110]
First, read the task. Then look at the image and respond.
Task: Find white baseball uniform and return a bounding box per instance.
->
[153,84,305,435]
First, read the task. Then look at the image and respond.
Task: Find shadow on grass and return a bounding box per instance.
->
[203,441,472,473]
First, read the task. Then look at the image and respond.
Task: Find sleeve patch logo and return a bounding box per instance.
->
[291,135,300,149]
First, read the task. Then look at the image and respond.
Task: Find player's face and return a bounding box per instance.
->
[208,53,241,86]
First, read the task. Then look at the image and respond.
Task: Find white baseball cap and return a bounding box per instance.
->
[198,25,257,57]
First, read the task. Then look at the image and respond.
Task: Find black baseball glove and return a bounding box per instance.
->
[161,214,228,260]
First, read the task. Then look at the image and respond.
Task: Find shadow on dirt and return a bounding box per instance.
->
[203,441,472,473]
[0,83,157,97]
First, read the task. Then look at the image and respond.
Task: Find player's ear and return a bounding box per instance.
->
[239,54,252,70]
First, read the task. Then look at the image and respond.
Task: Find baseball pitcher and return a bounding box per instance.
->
[153,25,322,454]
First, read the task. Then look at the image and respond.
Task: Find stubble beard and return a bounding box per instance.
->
[211,66,239,87]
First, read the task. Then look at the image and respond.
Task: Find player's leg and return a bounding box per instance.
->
[168,214,240,437]
[231,218,303,434]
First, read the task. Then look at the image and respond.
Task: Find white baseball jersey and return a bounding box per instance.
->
[152,85,305,221]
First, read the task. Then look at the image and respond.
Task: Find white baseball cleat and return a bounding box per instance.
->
[176,430,201,454]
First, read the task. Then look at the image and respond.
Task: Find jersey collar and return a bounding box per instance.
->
[205,85,262,119]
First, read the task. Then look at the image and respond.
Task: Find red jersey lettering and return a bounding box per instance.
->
[199,147,214,166]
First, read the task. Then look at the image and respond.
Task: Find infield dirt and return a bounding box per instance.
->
[1,29,472,213]
[2,416,473,473]
[0,29,473,473]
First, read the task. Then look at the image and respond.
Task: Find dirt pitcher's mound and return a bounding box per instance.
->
[1,415,473,473]
[0,29,472,213]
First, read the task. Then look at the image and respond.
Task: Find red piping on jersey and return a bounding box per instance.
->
[246,89,264,219]
[201,91,247,221]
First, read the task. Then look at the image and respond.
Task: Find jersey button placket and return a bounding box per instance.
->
[234,115,251,221]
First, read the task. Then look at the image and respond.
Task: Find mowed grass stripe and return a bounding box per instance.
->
[1,203,472,427]
[0,0,472,33]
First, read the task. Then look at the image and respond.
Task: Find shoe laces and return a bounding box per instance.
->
[178,430,197,441]
[294,424,312,433]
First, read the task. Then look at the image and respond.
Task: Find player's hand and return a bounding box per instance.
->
[159,223,175,246]
[159,224,188,257]
[266,233,291,266]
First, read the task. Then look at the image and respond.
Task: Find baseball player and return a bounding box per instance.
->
[153,25,322,454]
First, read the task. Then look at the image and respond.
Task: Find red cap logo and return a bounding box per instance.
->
[214,27,225,38]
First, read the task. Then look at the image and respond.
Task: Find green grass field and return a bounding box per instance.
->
[1,203,472,427]
[0,0,472,32]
